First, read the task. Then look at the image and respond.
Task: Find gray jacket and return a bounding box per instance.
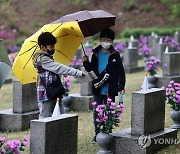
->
[33,50,83,77]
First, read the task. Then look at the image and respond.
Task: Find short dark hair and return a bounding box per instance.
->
[38,32,57,47]
[100,28,115,41]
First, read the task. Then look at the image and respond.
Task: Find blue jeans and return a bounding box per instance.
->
[93,95,115,136]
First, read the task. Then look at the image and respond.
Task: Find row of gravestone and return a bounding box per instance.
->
[0,79,178,153]
[30,88,177,154]
[0,32,179,153]
[4,32,180,88]
[0,79,93,131]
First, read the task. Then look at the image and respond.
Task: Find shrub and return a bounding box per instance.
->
[161,0,180,18]
[120,27,180,38]
[123,0,136,11]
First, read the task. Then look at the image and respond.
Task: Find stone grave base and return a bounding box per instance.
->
[124,66,144,73]
[69,93,93,111]
[156,75,180,88]
[0,109,39,131]
[30,114,78,154]
[112,128,177,154]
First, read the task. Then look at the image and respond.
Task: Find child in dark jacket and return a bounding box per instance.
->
[83,28,126,143]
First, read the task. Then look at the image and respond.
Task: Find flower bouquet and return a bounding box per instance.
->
[139,44,152,58]
[92,98,125,134]
[165,80,180,111]
[114,41,126,59]
[63,76,71,96]
[163,36,180,52]
[69,56,83,69]
[0,136,30,154]
[165,80,180,129]
[145,56,160,76]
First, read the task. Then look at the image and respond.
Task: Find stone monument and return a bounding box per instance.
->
[0,80,39,131]
[112,88,177,154]
[30,114,78,154]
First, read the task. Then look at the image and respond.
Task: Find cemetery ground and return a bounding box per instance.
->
[0,68,180,153]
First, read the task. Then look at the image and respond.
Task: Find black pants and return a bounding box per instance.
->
[93,95,115,136]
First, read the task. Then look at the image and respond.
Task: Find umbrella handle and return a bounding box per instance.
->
[81,43,86,56]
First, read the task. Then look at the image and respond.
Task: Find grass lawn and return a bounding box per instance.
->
[0,68,179,154]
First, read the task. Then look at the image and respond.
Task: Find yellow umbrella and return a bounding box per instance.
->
[12,22,84,84]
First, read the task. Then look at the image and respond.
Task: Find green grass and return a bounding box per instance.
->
[0,67,180,154]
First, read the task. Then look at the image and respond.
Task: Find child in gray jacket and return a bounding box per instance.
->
[33,32,85,119]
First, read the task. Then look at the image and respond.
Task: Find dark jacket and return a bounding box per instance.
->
[83,45,126,96]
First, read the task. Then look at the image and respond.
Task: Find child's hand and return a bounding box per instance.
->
[82,55,88,62]
[119,90,125,94]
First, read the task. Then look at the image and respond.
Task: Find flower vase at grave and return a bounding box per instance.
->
[147,75,157,89]
[170,110,180,129]
[61,96,71,113]
[143,56,150,63]
[96,132,113,154]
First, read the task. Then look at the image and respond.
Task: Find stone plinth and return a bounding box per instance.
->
[113,128,177,154]
[163,52,180,76]
[13,80,38,113]
[131,88,165,136]
[69,93,93,111]
[0,109,39,131]
[30,114,78,154]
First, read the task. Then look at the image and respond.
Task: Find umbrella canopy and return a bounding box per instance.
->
[12,22,84,84]
[12,10,116,84]
[0,40,11,89]
[52,10,116,37]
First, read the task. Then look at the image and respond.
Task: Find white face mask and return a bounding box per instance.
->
[100,42,112,49]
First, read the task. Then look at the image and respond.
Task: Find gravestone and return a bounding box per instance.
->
[156,42,168,63]
[30,114,78,154]
[151,35,160,56]
[69,67,93,111]
[0,80,39,131]
[69,93,93,111]
[13,80,38,113]
[113,88,177,154]
[129,39,139,48]
[75,48,83,62]
[148,32,155,48]
[80,81,92,96]
[131,89,165,135]
[174,31,180,44]
[124,47,144,73]
[156,52,180,88]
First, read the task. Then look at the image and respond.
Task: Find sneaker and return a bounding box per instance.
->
[91,136,97,144]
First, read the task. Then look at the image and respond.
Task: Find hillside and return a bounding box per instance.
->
[0,0,180,45]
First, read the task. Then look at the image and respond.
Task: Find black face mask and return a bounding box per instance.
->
[47,49,55,55]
